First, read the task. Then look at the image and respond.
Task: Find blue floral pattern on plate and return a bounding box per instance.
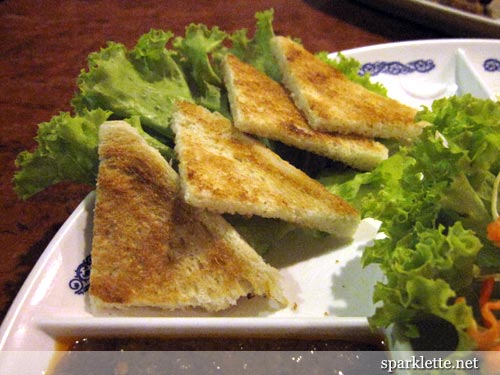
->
[359,59,435,76]
[69,255,91,295]
[484,58,500,72]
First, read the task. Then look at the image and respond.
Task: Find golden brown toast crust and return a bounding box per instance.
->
[171,101,360,237]
[271,36,425,140]
[222,54,388,171]
[90,121,286,312]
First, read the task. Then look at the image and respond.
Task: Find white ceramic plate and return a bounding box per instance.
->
[1,39,500,374]
[356,0,500,37]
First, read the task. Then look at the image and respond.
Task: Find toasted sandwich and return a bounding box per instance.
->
[171,101,360,238]
[89,120,286,312]
[222,53,388,171]
[270,36,425,140]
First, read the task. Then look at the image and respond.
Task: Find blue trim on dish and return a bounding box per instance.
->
[484,58,500,72]
[69,255,92,295]
[359,59,435,76]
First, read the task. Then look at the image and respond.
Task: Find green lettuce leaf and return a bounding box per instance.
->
[172,9,280,116]
[172,23,228,114]
[229,9,280,81]
[324,95,500,350]
[72,29,192,138]
[13,109,111,199]
[316,51,387,96]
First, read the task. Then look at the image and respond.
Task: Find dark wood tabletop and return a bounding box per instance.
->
[0,0,449,350]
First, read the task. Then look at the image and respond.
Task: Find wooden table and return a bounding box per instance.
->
[0,0,445,350]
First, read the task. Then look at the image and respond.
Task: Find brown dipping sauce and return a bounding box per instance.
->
[47,336,387,375]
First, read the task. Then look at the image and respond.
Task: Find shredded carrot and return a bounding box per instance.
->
[487,218,500,247]
[480,277,496,308]
[468,302,500,350]
[455,296,466,305]
[467,278,500,350]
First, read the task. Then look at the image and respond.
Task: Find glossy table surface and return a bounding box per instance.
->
[0,0,462,350]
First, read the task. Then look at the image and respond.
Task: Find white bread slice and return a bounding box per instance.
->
[171,101,360,238]
[222,53,388,171]
[89,120,286,312]
[270,36,425,140]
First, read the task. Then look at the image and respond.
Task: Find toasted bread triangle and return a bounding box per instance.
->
[89,121,286,312]
[270,36,425,140]
[222,54,388,171]
[171,101,360,238]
